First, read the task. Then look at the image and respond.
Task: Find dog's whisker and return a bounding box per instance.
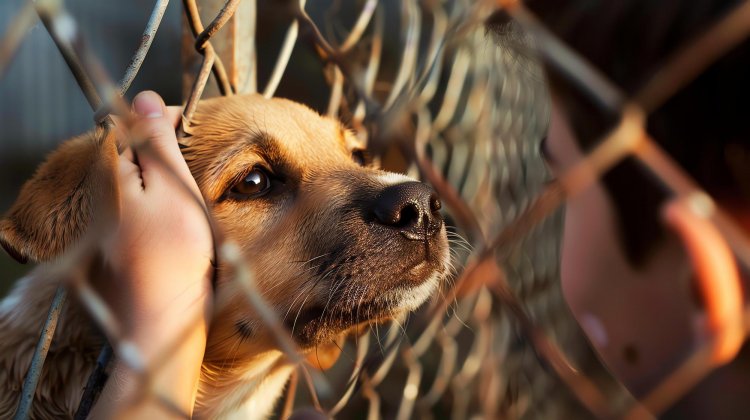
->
[448,245,473,258]
[444,265,462,317]
[441,258,471,330]
[447,238,474,254]
[291,291,314,338]
[267,260,329,297]
[446,231,474,250]
[383,292,407,341]
[395,313,409,338]
[353,285,368,333]
[435,278,448,306]
[290,259,349,337]
[283,280,319,324]
[451,301,472,332]
[287,252,332,265]
[222,329,246,375]
[320,264,342,283]
[318,268,348,331]
[311,263,344,307]
[447,245,464,266]
[282,287,309,323]
[263,262,326,299]
[368,323,381,354]
[326,274,348,304]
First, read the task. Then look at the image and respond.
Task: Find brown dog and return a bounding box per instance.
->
[0,94,449,418]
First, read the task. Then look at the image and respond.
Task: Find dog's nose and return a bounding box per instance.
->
[373,182,442,239]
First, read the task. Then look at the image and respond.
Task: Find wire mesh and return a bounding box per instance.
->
[0,0,748,419]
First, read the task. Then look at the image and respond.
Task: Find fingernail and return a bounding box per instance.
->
[133,91,164,118]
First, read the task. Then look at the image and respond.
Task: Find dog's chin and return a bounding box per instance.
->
[288,270,442,348]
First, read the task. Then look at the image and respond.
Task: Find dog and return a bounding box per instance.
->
[0,94,450,418]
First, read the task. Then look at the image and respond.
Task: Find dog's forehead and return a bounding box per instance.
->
[192,95,355,160]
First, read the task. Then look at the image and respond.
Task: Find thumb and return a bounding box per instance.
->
[130,91,197,195]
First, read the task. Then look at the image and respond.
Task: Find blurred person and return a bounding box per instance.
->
[490,0,750,417]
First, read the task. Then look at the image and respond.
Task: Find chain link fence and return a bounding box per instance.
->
[1,0,749,418]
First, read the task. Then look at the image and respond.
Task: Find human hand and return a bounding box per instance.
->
[92,91,213,417]
[102,91,213,347]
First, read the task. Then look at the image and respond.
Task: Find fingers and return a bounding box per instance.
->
[129,91,199,196]
[112,106,181,134]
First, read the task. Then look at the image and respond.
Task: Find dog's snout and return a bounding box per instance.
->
[373,182,442,239]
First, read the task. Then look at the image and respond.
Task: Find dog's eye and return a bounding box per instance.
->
[351,149,368,166]
[231,168,271,197]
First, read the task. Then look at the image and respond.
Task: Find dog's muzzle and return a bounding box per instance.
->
[373,181,443,241]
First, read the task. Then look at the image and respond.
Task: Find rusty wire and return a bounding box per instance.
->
[3,0,750,418]
[12,286,66,420]
[118,0,170,96]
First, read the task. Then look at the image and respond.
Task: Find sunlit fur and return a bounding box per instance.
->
[0,94,449,419]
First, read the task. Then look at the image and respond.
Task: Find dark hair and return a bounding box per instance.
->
[494,0,750,265]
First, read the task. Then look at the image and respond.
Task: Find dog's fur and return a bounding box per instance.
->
[0,95,449,419]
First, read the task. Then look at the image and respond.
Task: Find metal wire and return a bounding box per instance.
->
[12,286,67,420]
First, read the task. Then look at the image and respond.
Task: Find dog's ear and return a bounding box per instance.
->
[0,129,119,263]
